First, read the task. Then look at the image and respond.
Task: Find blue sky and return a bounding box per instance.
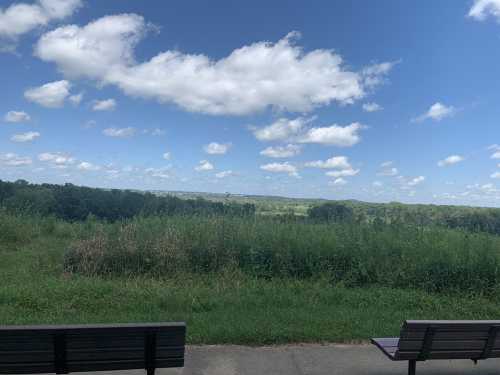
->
[1,0,500,206]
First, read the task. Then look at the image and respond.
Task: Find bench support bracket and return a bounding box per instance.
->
[408,360,416,375]
[145,332,157,375]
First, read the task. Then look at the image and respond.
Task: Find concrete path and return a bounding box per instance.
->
[87,344,500,375]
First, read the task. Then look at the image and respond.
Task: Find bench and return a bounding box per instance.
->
[0,323,186,375]
[372,320,500,374]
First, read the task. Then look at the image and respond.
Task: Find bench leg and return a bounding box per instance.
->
[147,368,155,375]
[408,360,416,375]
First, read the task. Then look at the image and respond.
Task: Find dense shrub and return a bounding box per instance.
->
[64,215,500,295]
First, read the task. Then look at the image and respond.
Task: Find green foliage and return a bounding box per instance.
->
[0,179,255,222]
[3,210,500,344]
[63,215,500,295]
[308,202,354,223]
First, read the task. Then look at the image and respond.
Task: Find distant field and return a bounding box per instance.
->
[3,211,500,344]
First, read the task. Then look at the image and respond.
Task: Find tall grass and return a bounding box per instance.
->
[63,215,500,295]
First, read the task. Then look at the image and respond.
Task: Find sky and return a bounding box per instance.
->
[2,0,500,206]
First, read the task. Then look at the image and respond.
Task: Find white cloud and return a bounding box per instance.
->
[203,142,231,155]
[260,144,301,158]
[4,111,30,123]
[331,177,347,186]
[437,155,464,167]
[0,153,32,166]
[35,14,146,79]
[36,19,395,115]
[362,102,382,112]
[491,171,500,179]
[145,167,171,179]
[195,160,214,171]
[38,152,75,166]
[305,156,351,169]
[92,98,116,111]
[151,128,166,136]
[297,122,363,147]
[162,152,171,160]
[413,102,456,122]
[377,161,399,176]
[68,92,83,105]
[491,151,500,159]
[252,117,310,142]
[325,168,359,178]
[362,61,399,88]
[215,170,234,178]
[102,127,136,138]
[24,80,70,108]
[0,0,82,39]
[372,181,383,187]
[407,176,425,186]
[260,162,298,177]
[11,131,40,142]
[77,161,100,171]
[469,0,500,21]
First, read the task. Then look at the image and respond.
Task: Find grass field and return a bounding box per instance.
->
[2,211,500,345]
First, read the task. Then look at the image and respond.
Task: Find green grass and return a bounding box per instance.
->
[3,212,500,344]
[65,215,500,295]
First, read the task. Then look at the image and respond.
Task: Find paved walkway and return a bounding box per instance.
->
[92,344,500,375]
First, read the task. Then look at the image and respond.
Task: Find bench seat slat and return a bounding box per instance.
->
[0,322,185,374]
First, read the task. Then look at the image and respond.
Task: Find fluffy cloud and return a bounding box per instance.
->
[215,170,234,178]
[102,127,136,138]
[24,80,71,108]
[260,162,298,177]
[260,144,301,158]
[325,168,359,178]
[92,98,116,111]
[195,160,214,171]
[491,151,500,159]
[469,0,500,21]
[11,131,40,142]
[0,0,82,39]
[407,176,425,186]
[77,161,100,171]
[203,142,231,155]
[362,102,382,112]
[35,14,146,78]
[377,161,399,176]
[4,111,30,123]
[362,61,399,88]
[38,152,75,167]
[437,155,464,167]
[330,177,347,186]
[297,122,362,146]
[252,117,310,142]
[0,153,32,166]
[162,152,171,160]
[36,17,395,115]
[305,156,351,169]
[68,92,83,105]
[145,167,171,179]
[491,172,500,179]
[413,102,456,122]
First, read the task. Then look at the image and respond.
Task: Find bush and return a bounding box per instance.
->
[64,215,500,295]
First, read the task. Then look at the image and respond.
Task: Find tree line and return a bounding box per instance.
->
[308,201,500,235]
[0,179,255,221]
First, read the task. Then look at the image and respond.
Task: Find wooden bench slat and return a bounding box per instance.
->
[0,323,186,374]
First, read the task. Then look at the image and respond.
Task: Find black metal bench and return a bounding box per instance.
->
[0,323,186,374]
[372,320,500,374]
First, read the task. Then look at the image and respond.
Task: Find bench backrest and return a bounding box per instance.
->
[396,320,500,361]
[0,323,185,374]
